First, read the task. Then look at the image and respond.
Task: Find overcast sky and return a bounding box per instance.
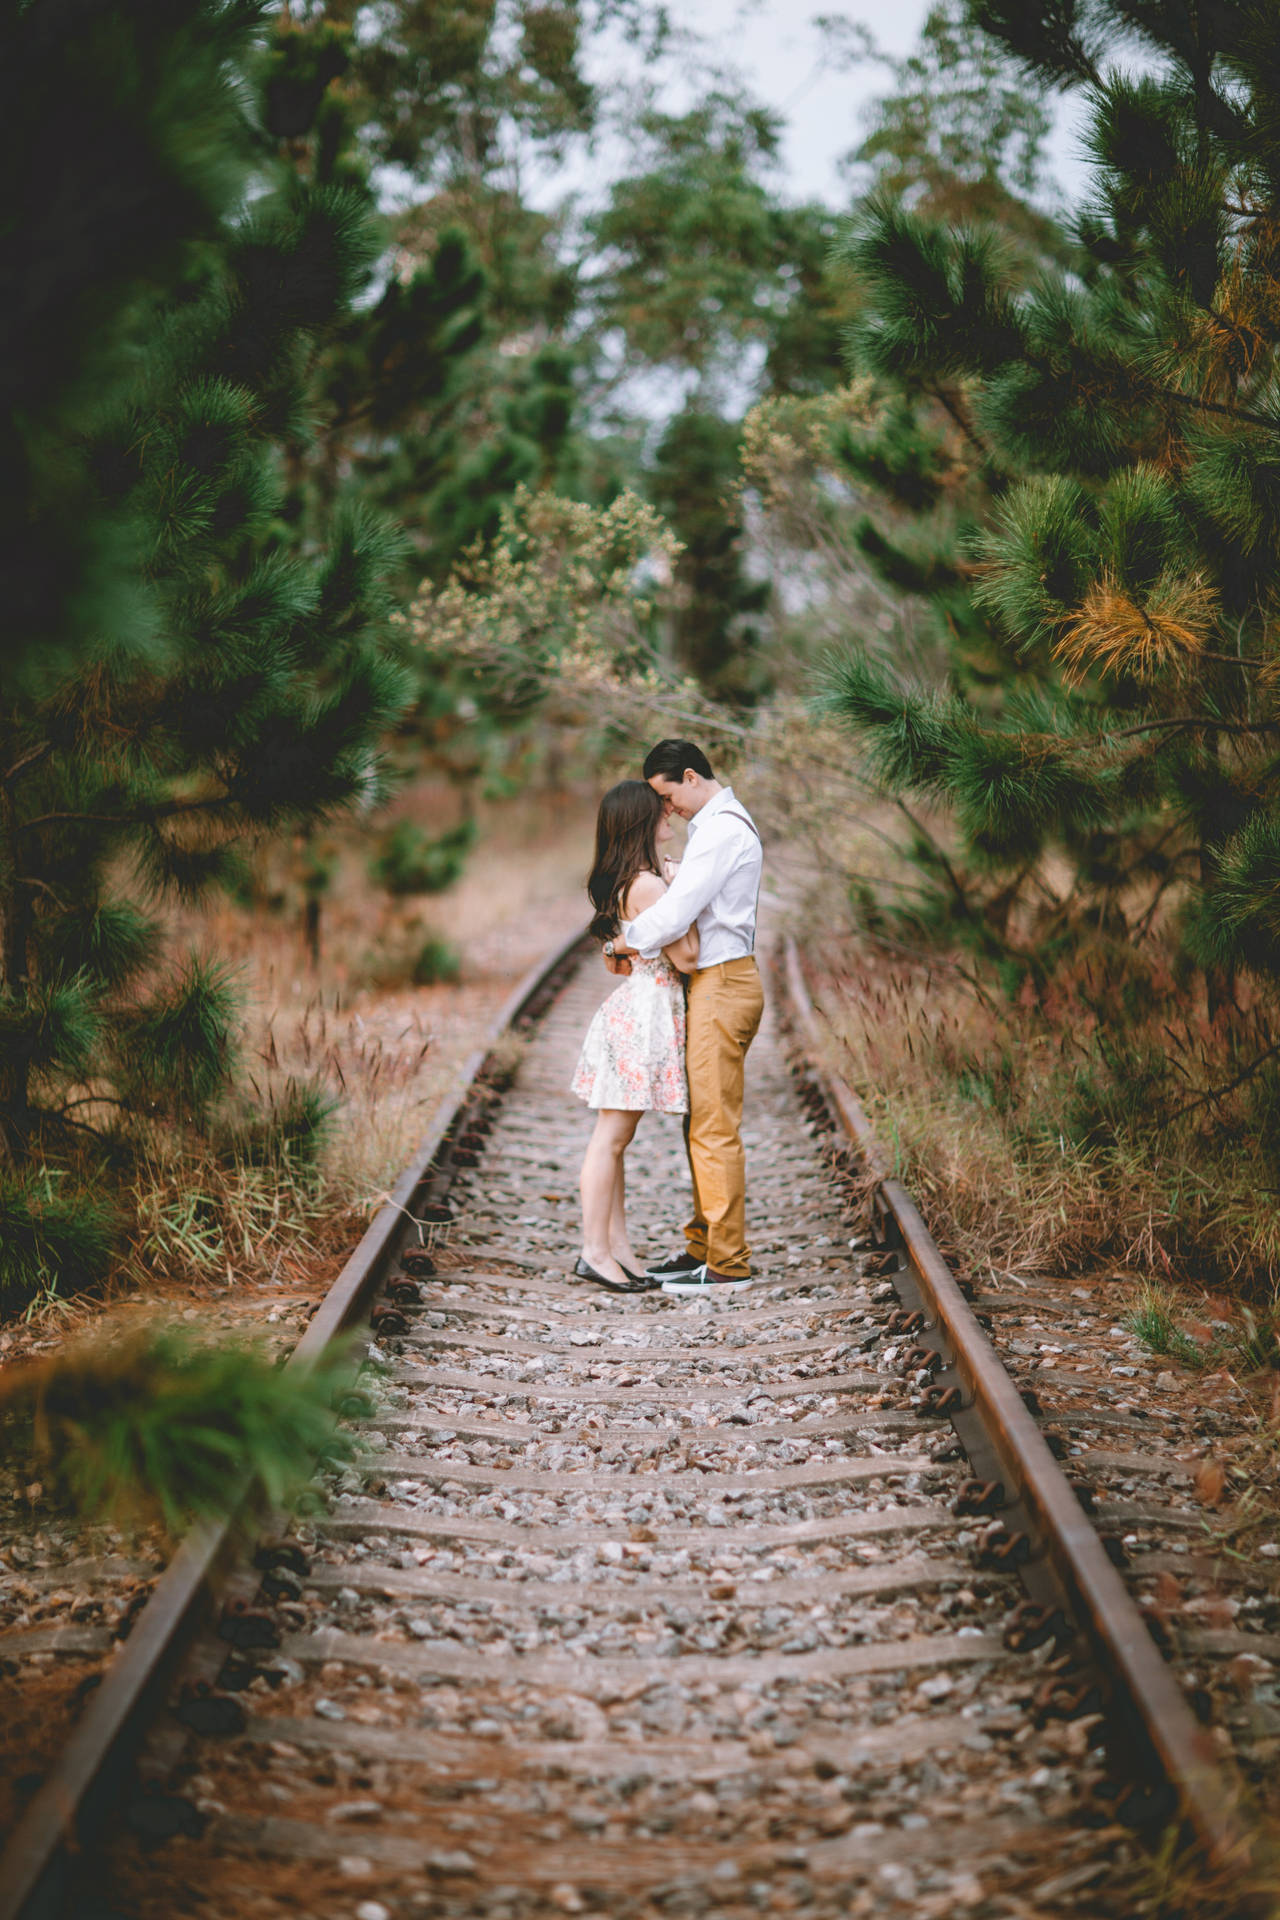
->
[691,0,939,201]
[587,0,1090,212]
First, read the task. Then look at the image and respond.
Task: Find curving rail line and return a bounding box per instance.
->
[0,927,1264,1918]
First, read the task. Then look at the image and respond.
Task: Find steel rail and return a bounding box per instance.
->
[0,923,590,1920]
[781,934,1252,1878]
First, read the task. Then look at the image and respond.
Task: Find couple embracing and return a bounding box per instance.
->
[570,740,764,1298]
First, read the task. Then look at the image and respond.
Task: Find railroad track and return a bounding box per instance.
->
[1,929,1273,1918]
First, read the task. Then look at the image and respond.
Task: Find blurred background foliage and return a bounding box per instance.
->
[8,0,1280,1415]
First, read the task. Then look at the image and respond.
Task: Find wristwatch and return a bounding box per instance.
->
[603,940,615,957]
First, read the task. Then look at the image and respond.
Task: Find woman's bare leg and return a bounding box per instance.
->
[580,1109,641,1286]
[608,1152,643,1274]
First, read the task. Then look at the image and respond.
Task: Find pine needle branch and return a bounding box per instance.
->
[891,798,974,915]
[1160,385,1280,434]
[3,742,53,786]
[19,794,236,833]
[0,1320,353,1535]
[1161,1039,1280,1129]
[1108,715,1280,741]
[928,382,992,463]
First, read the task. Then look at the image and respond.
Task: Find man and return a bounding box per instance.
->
[607,740,764,1295]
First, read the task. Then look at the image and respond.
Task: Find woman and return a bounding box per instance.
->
[570,781,698,1294]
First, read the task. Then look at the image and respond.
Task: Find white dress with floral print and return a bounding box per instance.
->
[571,953,688,1113]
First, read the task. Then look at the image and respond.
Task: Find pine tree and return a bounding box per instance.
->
[296,0,645,569]
[587,87,854,695]
[848,0,1065,264]
[650,407,771,700]
[0,0,408,1306]
[824,1,1280,1067]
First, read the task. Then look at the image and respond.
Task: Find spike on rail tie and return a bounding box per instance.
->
[953,1479,1006,1517]
[901,1343,944,1375]
[1003,1601,1071,1653]
[921,1383,965,1415]
[977,1523,1033,1568]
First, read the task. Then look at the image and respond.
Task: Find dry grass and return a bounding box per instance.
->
[800,865,1280,1912]
[2,782,594,1359]
[218,782,592,1215]
[807,933,1280,1298]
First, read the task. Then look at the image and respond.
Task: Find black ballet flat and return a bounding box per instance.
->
[573,1256,647,1294]
[618,1262,662,1291]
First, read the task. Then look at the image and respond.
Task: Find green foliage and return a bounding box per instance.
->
[970,476,1099,649]
[124,958,239,1116]
[39,904,162,990]
[371,820,478,896]
[821,651,965,791]
[217,1077,337,1172]
[850,0,1063,261]
[0,1170,119,1314]
[0,1322,354,1532]
[412,938,463,986]
[0,976,102,1082]
[0,0,416,1304]
[821,0,1280,1070]
[1123,1285,1202,1364]
[650,406,770,698]
[1061,1042,1173,1151]
[334,0,632,185]
[589,90,789,381]
[836,399,953,512]
[0,0,264,694]
[407,485,681,694]
[1182,813,1280,975]
[844,197,1026,386]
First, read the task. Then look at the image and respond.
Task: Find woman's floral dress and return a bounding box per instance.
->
[571,953,688,1113]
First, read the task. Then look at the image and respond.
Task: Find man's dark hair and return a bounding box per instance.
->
[642,738,713,783]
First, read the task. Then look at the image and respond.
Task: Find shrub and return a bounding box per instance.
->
[412,938,462,986]
[0,1320,355,1533]
[0,1170,119,1313]
[215,1076,337,1172]
[370,820,477,896]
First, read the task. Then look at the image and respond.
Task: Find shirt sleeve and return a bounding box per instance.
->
[623,823,733,958]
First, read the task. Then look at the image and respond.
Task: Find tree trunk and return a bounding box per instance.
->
[0,768,33,1160]
[304,892,322,970]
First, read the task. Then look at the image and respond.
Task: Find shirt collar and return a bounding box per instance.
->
[687,785,734,837]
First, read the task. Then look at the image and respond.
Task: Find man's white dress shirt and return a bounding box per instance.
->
[623,786,762,968]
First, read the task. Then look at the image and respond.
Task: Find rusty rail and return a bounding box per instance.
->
[0,924,590,1920]
[781,934,1251,1877]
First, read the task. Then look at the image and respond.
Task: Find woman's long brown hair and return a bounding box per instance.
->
[586,781,663,941]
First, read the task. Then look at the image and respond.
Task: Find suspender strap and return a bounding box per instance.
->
[714,807,762,954]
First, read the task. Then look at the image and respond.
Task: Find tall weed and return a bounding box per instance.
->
[813,936,1280,1294]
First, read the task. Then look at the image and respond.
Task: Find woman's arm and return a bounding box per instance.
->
[663,923,700,974]
[623,872,698,973]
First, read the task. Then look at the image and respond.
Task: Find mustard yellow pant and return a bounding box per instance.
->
[682,957,765,1278]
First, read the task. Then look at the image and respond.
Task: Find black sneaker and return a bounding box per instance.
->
[661,1266,750,1296]
[645,1248,708,1281]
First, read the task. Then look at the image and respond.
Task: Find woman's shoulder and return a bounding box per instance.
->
[622,869,665,918]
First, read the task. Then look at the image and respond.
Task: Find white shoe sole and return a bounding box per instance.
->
[661,1274,750,1296]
